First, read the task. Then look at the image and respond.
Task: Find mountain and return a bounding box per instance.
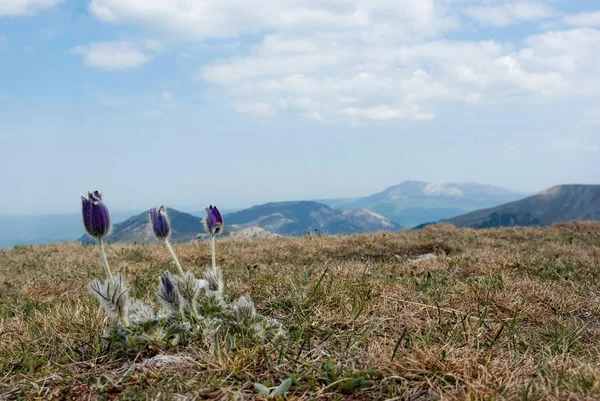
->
[80,208,206,244]
[316,197,359,207]
[80,202,399,244]
[224,201,399,236]
[337,181,526,227]
[437,184,600,228]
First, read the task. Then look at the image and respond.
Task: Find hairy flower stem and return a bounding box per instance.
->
[165,239,186,279]
[120,312,130,327]
[97,238,113,280]
[211,234,217,272]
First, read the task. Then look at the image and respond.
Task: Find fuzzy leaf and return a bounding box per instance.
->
[234,296,256,321]
[204,267,224,297]
[270,378,292,397]
[89,275,129,323]
[178,272,202,304]
[127,298,154,324]
[253,383,271,397]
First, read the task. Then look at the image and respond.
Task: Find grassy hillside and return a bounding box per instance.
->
[1,223,600,399]
[444,184,600,228]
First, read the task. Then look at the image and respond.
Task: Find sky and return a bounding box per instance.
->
[0,0,599,215]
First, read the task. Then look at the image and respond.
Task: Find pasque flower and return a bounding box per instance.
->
[205,205,223,235]
[79,191,286,352]
[150,206,170,239]
[205,205,223,271]
[81,191,111,239]
[151,205,186,279]
[81,190,113,281]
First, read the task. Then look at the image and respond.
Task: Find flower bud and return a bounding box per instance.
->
[204,205,223,235]
[81,190,111,239]
[150,205,170,239]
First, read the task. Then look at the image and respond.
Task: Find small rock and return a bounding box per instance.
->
[139,355,195,369]
[412,253,438,262]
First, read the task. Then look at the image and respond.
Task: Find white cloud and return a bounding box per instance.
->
[515,29,600,96]
[88,0,457,40]
[200,29,597,120]
[0,0,63,16]
[345,105,435,121]
[144,39,165,52]
[563,11,600,27]
[72,41,159,70]
[463,2,556,27]
[83,1,600,121]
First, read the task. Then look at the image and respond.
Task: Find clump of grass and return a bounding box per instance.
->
[1,222,600,399]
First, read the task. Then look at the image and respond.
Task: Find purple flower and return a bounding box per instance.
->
[205,205,223,235]
[150,206,170,239]
[81,191,111,239]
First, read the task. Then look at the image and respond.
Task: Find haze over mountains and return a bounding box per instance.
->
[433,185,600,229]
[328,181,526,228]
[80,201,399,244]
[225,201,398,236]
[2,181,599,249]
[0,211,134,250]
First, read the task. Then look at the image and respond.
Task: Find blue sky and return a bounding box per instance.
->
[1,0,599,215]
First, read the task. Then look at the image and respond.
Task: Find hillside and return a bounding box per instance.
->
[80,202,399,244]
[2,223,600,399]
[441,184,600,228]
[225,201,399,235]
[337,180,525,227]
[80,208,206,244]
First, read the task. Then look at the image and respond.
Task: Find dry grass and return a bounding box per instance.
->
[1,222,600,400]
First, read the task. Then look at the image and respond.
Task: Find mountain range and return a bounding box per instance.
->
[328,180,526,227]
[80,201,399,244]
[80,208,206,244]
[4,181,598,249]
[431,184,600,228]
[225,201,398,236]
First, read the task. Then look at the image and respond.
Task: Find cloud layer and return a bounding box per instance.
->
[71,41,161,70]
[0,1,575,121]
[199,28,599,120]
[0,0,63,16]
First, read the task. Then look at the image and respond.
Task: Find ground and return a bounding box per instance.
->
[1,222,600,400]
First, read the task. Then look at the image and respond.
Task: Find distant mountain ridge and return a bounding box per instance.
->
[80,201,400,244]
[226,201,399,236]
[332,180,526,227]
[432,184,600,228]
[80,208,205,244]
[0,181,540,249]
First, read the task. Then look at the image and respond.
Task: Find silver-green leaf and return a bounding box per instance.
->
[270,378,292,397]
[253,382,271,396]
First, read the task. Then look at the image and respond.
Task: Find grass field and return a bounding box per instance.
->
[1,222,600,400]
